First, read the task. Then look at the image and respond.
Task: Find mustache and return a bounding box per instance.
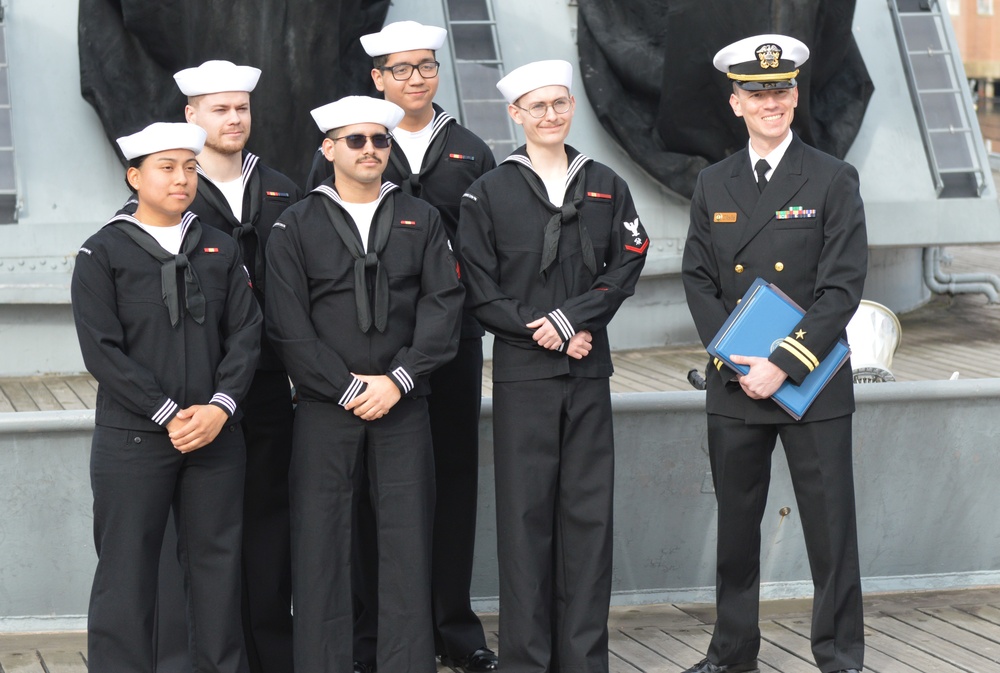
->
[356,154,382,164]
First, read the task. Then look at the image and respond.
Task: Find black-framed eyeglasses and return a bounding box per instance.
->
[330,133,393,150]
[379,61,441,81]
[514,98,572,119]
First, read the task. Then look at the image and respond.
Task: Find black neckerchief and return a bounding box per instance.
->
[512,163,595,279]
[313,183,397,333]
[388,110,454,198]
[196,152,266,292]
[110,213,206,327]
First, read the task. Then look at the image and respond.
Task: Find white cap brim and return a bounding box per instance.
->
[310,96,406,134]
[116,122,207,160]
[361,21,447,57]
[496,59,573,104]
[174,60,262,96]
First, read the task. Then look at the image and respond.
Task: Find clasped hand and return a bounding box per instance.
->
[345,374,401,421]
[167,404,228,453]
[527,317,593,360]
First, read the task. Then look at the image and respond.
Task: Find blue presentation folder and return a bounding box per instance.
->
[706,277,851,421]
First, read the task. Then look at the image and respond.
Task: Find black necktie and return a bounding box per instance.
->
[755,158,770,193]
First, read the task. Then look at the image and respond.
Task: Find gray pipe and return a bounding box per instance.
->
[922,246,1000,303]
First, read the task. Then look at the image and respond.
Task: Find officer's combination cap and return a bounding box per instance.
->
[713,34,809,91]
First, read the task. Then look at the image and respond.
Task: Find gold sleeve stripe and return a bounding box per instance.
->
[778,342,816,372]
[714,358,723,371]
[781,337,819,368]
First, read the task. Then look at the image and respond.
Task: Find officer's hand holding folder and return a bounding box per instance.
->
[706,277,851,420]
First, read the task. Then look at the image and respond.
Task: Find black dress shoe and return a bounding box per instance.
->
[832,670,860,673]
[681,658,759,673]
[353,661,374,673]
[441,647,498,673]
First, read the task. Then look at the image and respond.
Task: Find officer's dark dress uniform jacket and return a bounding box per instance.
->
[265,179,464,673]
[308,108,498,664]
[683,134,867,422]
[145,152,302,673]
[72,211,261,673]
[458,145,647,673]
[681,133,867,672]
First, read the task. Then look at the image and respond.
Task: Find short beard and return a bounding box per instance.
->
[205,134,247,156]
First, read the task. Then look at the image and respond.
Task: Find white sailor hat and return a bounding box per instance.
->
[116,122,207,160]
[713,34,809,90]
[310,96,405,134]
[496,59,573,104]
[173,60,262,96]
[360,20,447,57]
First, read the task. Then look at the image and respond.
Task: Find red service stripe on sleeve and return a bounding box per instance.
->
[456,262,461,279]
[624,239,649,254]
[400,220,417,226]
[586,191,612,199]
[203,247,220,253]
[265,191,290,197]
[448,153,474,161]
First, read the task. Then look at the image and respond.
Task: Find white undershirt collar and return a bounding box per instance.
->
[748,131,793,182]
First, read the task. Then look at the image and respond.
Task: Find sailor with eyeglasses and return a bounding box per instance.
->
[458,59,649,673]
[265,95,465,673]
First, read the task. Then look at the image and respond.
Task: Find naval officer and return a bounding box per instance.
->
[680,34,867,673]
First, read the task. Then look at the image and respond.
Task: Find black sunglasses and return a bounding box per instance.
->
[330,133,393,150]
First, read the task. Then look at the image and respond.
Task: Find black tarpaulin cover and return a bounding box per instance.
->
[79,0,391,185]
[577,0,874,199]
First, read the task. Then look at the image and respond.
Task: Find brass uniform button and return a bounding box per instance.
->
[735,264,744,274]
[775,262,784,272]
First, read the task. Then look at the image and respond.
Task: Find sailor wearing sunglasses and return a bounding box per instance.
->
[264,95,465,673]
[307,20,500,673]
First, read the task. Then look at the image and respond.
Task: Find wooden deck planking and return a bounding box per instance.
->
[616,627,706,670]
[0,650,47,673]
[0,387,14,413]
[920,605,1000,649]
[35,649,88,672]
[0,382,38,413]
[5,589,1000,671]
[961,603,1000,627]
[20,379,63,411]
[865,612,1000,672]
[42,379,90,411]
